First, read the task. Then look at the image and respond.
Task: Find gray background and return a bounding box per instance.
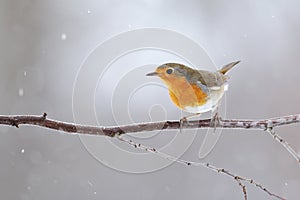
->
[1,0,300,199]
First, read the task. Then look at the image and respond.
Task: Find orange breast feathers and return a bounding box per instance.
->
[162,75,208,109]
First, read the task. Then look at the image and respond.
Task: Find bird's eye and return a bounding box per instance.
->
[166,68,173,74]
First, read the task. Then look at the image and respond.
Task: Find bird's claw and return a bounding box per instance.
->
[179,113,201,133]
[179,117,192,133]
[179,117,186,133]
[210,112,221,132]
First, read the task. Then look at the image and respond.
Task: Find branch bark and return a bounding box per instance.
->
[0,113,299,137]
[1,113,297,200]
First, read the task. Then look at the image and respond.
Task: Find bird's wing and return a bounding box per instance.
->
[196,80,210,94]
[192,70,227,89]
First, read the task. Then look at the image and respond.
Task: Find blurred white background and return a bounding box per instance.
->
[1,0,300,199]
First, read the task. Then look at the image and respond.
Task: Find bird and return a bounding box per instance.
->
[146,61,240,127]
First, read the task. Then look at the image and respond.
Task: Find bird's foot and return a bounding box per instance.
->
[210,112,221,132]
[179,113,201,133]
[179,116,192,133]
[179,117,186,133]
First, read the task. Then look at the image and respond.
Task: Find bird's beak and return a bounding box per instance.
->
[146,72,159,76]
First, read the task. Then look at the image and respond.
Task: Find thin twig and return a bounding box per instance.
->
[117,136,285,200]
[236,180,247,200]
[266,127,300,162]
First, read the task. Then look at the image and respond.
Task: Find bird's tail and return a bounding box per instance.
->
[218,61,240,75]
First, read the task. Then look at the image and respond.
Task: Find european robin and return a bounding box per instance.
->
[146,61,240,125]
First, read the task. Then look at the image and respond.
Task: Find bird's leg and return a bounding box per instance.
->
[210,106,221,131]
[210,112,221,130]
[180,113,201,133]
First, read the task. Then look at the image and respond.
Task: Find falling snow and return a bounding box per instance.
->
[61,33,67,40]
[88,180,93,187]
[18,88,24,96]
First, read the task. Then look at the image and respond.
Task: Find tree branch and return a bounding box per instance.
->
[1,113,299,163]
[0,113,299,137]
[1,113,297,200]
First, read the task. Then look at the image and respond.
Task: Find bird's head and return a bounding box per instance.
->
[146,63,191,85]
